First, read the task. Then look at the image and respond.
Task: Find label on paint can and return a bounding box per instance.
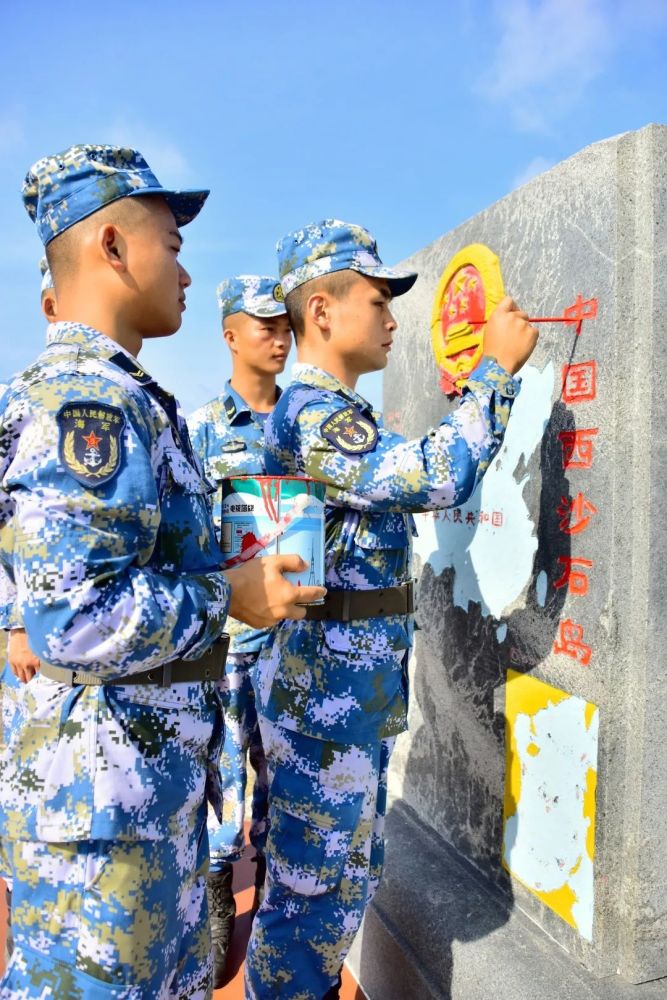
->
[220,475,326,604]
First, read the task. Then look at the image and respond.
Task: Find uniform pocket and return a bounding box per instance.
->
[267,760,364,897]
[321,615,410,657]
[3,943,144,999]
[162,445,210,495]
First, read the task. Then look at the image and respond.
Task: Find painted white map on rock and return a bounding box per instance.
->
[413,362,555,618]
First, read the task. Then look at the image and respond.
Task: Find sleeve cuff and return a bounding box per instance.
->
[464,356,522,400]
[0,604,22,631]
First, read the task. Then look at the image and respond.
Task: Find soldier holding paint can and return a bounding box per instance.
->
[0,147,325,998]
[188,274,294,984]
[245,219,537,999]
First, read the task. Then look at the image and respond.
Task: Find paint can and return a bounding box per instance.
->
[220,475,326,604]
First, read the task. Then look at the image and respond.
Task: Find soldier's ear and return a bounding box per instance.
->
[308,293,331,334]
[223,325,237,354]
[41,291,57,322]
[98,224,127,272]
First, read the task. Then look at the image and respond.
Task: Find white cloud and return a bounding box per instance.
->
[102,121,192,184]
[478,0,614,133]
[512,155,555,189]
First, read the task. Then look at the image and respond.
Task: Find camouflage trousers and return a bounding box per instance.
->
[245,716,395,1000]
[0,824,213,999]
[208,652,269,870]
[0,665,20,888]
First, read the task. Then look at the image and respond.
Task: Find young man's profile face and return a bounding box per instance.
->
[225,313,292,375]
[327,274,397,376]
[124,198,192,339]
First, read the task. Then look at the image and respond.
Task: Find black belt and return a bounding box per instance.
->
[304,583,414,622]
[39,635,230,687]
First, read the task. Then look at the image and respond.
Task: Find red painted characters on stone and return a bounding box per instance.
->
[551,299,600,667]
[554,556,593,597]
[558,428,599,470]
[561,294,598,335]
[562,361,597,404]
[553,619,593,666]
[556,492,598,535]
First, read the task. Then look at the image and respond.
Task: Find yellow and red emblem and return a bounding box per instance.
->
[430,243,505,396]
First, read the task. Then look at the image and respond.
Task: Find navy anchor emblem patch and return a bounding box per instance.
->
[321,406,378,456]
[57,402,125,487]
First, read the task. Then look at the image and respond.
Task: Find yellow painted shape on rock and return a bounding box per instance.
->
[584,766,597,862]
[503,669,569,830]
[503,670,599,941]
[533,883,578,930]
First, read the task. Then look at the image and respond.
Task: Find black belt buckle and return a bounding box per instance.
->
[406,581,415,615]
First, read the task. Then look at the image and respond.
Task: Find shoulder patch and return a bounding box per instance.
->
[57,402,125,487]
[320,405,378,456]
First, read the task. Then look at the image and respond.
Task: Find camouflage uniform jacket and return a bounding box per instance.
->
[255,358,521,743]
[0,322,230,842]
[0,379,18,629]
[189,380,280,654]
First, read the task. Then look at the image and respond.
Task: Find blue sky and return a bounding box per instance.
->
[1,0,666,412]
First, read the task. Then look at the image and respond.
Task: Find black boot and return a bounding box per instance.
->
[207,864,236,988]
[251,853,267,915]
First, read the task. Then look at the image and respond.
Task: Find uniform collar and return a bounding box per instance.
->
[223,379,282,425]
[45,321,180,426]
[45,322,152,374]
[292,363,373,414]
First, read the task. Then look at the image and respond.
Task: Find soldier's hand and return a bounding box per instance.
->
[482,296,538,375]
[8,628,40,683]
[223,554,327,627]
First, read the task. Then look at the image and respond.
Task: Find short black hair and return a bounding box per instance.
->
[45,195,155,284]
[285,269,359,336]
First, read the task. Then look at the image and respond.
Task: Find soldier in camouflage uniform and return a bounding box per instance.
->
[0,254,54,904]
[2,256,55,689]
[188,275,291,985]
[1,256,58,967]
[244,219,539,999]
[0,145,324,999]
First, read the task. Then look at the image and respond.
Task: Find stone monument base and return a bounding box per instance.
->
[347,802,667,1000]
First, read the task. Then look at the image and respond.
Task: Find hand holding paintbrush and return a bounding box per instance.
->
[481,296,539,375]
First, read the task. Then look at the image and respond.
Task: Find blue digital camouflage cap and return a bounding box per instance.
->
[216,275,286,322]
[39,255,53,292]
[276,218,418,297]
[22,144,209,246]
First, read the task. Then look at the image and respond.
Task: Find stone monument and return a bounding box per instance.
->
[348,124,667,998]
